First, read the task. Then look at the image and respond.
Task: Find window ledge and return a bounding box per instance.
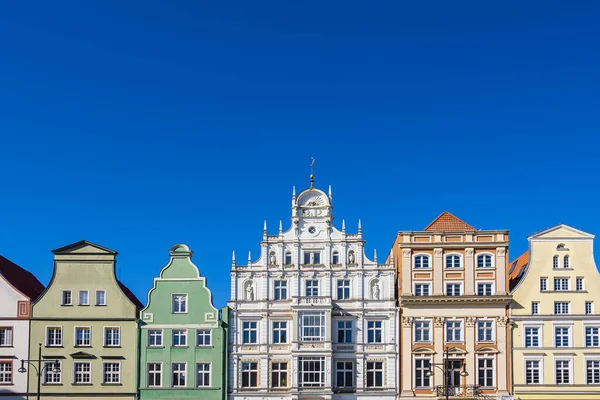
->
[73,383,93,386]
[147,346,165,349]
[171,346,189,349]
[101,383,122,386]
[0,383,14,386]
[196,345,214,348]
[103,346,122,348]
[42,383,63,386]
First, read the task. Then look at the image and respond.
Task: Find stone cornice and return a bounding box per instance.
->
[398,242,509,249]
[399,295,511,305]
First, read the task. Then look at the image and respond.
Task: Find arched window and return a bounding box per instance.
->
[553,255,559,269]
[284,251,292,265]
[332,251,340,265]
[557,243,566,250]
[414,255,431,269]
[563,255,570,269]
[445,254,462,269]
[477,254,493,268]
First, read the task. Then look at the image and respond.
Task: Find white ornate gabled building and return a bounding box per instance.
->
[228,181,398,400]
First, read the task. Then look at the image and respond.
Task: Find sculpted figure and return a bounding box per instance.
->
[373,282,380,300]
[246,283,254,301]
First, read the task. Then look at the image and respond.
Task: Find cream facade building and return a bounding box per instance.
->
[510,224,600,400]
[390,212,512,399]
[228,182,398,400]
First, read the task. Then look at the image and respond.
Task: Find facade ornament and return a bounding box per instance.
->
[434,248,443,257]
[434,316,445,327]
[497,316,509,327]
[269,252,277,266]
[402,249,412,258]
[245,282,254,301]
[348,250,356,264]
[465,316,476,327]
[465,248,474,257]
[402,316,414,327]
[372,281,381,300]
[496,248,506,257]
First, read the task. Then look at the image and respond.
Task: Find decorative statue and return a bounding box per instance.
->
[246,283,254,301]
[270,252,276,265]
[348,251,356,264]
[372,282,380,300]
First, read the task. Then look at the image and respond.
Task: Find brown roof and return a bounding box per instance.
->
[508,250,530,291]
[118,280,143,310]
[423,211,476,231]
[0,255,45,300]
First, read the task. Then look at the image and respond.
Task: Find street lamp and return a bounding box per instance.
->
[18,343,61,400]
[425,346,468,400]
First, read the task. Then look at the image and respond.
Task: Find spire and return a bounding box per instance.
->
[279,220,283,234]
[328,185,332,200]
[232,251,236,267]
[342,219,346,232]
[358,219,362,233]
[263,220,267,232]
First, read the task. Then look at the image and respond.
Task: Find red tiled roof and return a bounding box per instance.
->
[423,212,476,231]
[0,255,45,300]
[508,250,530,291]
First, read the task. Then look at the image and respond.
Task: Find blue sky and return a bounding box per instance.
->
[0,1,598,308]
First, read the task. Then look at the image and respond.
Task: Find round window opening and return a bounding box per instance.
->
[308,226,316,234]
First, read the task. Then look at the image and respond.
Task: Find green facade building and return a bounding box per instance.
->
[139,244,228,400]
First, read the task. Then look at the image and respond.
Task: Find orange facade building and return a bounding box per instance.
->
[389,212,512,399]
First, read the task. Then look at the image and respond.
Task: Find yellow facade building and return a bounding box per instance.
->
[510,224,600,399]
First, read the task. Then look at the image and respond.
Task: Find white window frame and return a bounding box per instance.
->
[576,277,584,291]
[476,281,494,296]
[477,356,495,388]
[553,277,569,291]
[476,253,494,269]
[299,312,326,342]
[337,279,351,300]
[104,326,120,347]
[367,320,383,343]
[414,356,432,388]
[335,360,353,388]
[74,326,91,347]
[553,255,559,269]
[524,356,544,384]
[172,329,188,347]
[554,325,572,347]
[446,320,463,342]
[61,290,72,306]
[413,254,431,269]
[273,280,288,301]
[540,277,547,291]
[305,280,319,297]
[272,321,288,344]
[42,360,62,384]
[95,290,106,306]
[148,329,163,347]
[532,302,540,315]
[524,325,542,348]
[563,255,570,268]
[73,361,91,384]
[196,363,211,387]
[585,325,600,347]
[303,251,321,265]
[445,282,462,296]
[271,361,288,388]
[332,251,340,265]
[445,253,463,269]
[46,326,63,347]
[554,302,570,315]
[78,290,89,306]
[414,283,431,296]
[554,357,572,384]
[366,360,384,388]
[414,320,431,343]
[241,361,259,388]
[172,363,186,387]
[299,357,325,388]
[102,361,121,384]
[172,294,188,314]
[585,356,600,385]
[337,320,352,344]
[477,319,495,343]
[147,362,162,387]
[586,302,594,315]
[0,327,13,347]
[0,361,12,385]
[242,321,258,344]
[197,329,212,346]
[284,251,292,265]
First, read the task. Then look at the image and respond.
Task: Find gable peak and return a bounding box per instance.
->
[423,211,475,231]
[52,240,117,255]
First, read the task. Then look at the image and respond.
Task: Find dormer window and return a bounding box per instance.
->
[303,251,321,265]
[332,251,340,265]
[414,255,430,269]
[284,251,292,265]
[564,255,570,269]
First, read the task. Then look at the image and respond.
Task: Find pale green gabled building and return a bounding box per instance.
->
[139,244,228,400]
[29,240,142,400]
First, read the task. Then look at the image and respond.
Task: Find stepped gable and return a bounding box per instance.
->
[423,211,476,231]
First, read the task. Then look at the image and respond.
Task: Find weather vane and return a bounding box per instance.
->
[310,157,315,188]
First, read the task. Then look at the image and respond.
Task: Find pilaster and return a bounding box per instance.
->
[401,248,412,295]
[433,248,443,295]
[465,248,475,295]
[401,316,413,396]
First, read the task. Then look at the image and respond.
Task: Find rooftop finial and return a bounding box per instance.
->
[292,186,296,198]
[374,249,378,263]
[248,251,252,264]
[342,219,346,232]
[310,157,315,188]
[328,185,332,199]
[232,251,236,266]
[279,220,283,233]
[263,220,267,232]
[358,219,362,233]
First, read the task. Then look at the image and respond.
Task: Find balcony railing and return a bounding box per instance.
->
[435,385,481,397]
[293,296,331,306]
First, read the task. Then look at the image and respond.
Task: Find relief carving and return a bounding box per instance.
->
[402,249,412,258]
[434,317,445,327]
[465,248,474,257]
[496,248,506,257]
[497,316,509,327]
[465,317,476,327]
[434,248,443,257]
[402,316,414,327]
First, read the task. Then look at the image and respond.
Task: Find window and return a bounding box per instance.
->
[554,278,569,291]
[148,330,163,347]
[366,361,384,388]
[415,358,431,388]
[62,290,72,305]
[299,357,325,388]
[577,277,584,291]
[477,320,494,342]
[305,280,319,297]
[274,280,287,300]
[0,328,13,347]
[554,302,570,315]
[272,362,288,388]
[414,255,430,269]
[445,254,461,269]
[367,321,383,343]
[532,302,540,315]
[555,327,570,347]
[73,362,91,384]
[46,327,62,347]
[0,362,12,384]
[147,363,162,387]
[272,321,287,344]
[525,327,540,347]
[477,254,493,268]
[564,255,570,268]
[172,363,186,387]
[242,322,257,344]
[586,327,599,347]
[446,283,461,296]
[96,290,106,305]
[284,252,292,265]
[587,360,600,384]
[556,360,571,384]
[336,361,353,388]
[172,330,187,346]
[477,283,493,296]
[172,294,187,313]
[104,327,120,347]
[197,363,211,387]
[241,362,258,388]
[478,358,494,388]
[586,302,594,315]
[553,255,559,268]
[75,327,91,346]
[43,361,61,384]
[414,283,430,296]
[525,360,540,384]
[303,251,321,265]
[197,330,211,346]
[415,321,431,342]
[540,278,547,291]
[78,290,89,305]
[337,279,350,300]
[330,251,339,265]
[103,362,120,384]
[300,312,325,342]
[446,320,462,342]
[337,321,352,343]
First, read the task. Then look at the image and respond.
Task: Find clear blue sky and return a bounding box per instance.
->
[1,1,598,308]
